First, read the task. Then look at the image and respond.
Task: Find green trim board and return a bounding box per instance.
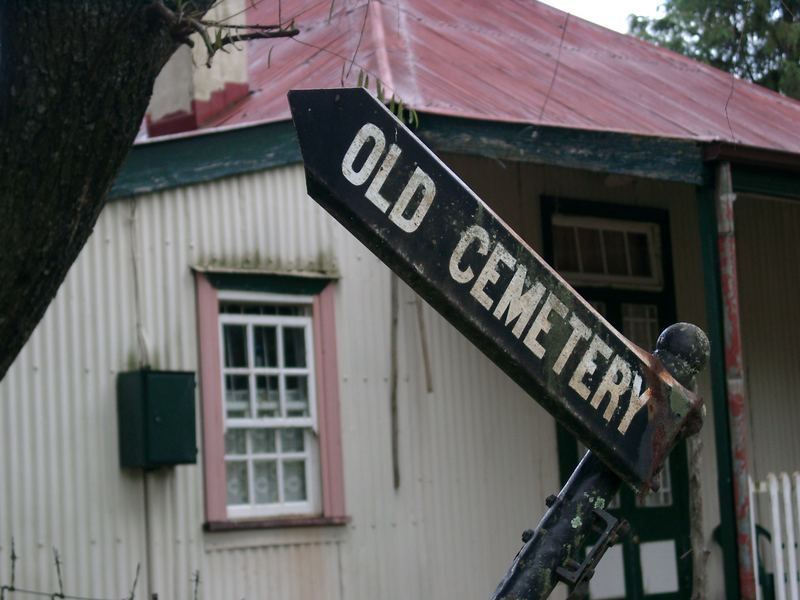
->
[418,114,707,186]
[109,113,708,200]
[204,271,333,295]
[109,120,301,199]
[732,165,800,200]
[696,184,740,600]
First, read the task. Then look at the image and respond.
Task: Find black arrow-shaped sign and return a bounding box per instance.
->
[289,87,700,490]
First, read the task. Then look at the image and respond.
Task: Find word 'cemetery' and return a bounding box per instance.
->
[341,122,651,435]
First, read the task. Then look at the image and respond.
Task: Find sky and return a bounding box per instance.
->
[539,0,664,33]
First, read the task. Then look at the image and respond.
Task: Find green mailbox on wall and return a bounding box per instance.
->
[117,369,197,469]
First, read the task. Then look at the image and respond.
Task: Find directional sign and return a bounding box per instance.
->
[288,88,700,489]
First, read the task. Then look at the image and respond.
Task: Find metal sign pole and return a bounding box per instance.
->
[288,87,709,599]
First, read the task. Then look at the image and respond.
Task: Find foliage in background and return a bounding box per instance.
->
[629,0,800,100]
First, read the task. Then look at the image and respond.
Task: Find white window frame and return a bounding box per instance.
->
[552,214,663,291]
[218,290,321,519]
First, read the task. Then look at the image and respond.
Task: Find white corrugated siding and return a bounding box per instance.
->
[1,155,727,600]
[736,195,800,480]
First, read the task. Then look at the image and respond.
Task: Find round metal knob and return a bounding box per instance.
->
[653,322,710,388]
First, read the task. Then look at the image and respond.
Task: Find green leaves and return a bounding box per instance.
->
[355,69,419,128]
[629,0,800,99]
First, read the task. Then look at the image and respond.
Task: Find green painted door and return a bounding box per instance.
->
[542,198,691,599]
[555,299,692,599]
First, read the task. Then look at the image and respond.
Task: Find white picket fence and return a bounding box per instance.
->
[750,472,800,600]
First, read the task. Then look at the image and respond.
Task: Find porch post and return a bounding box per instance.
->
[715,161,757,599]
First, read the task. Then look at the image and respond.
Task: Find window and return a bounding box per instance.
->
[220,295,319,518]
[195,273,346,527]
[552,214,662,291]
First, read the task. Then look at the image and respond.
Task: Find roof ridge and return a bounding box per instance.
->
[369,0,395,91]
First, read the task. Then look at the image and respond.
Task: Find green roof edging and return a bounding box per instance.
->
[109,112,709,200]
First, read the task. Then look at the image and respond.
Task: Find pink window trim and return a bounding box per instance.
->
[195,273,227,522]
[313,284,346,518]
[194,272,347,523]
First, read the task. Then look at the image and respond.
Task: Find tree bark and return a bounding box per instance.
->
[0,1,214,380]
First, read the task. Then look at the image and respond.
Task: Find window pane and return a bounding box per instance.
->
[225,429,246,455]
[255,375,279,417]
[281,428,305,452]
[603,230,627,275]
[223,324,248,367]
[220,303,243,314]
[622,303,659,350]
[251,428,276,453]
[285,376,310,417]
[283,327,307,367]
[226,461,248,505]
[253,326,277,367]
[224,375,250,418]
[627,232,652,277]
[577,227,603,274]
[637,458,673,507]
[283,460,307,501]
[553,225,579,272]
[254,461,278,504]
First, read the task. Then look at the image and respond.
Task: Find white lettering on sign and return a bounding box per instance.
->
[525,293,569,359]
[389,167,436,233]
[449,226,490,283]
[342,122,436,233]
[618,374,652,434]
[365,143,402,211]
[493,266,546,338]
[342,123,386,186]
[339,122,655,435]
[570,336,613,400]
[446,225,654,435]
[553,315,591,375]
[471,242,516,309]
[593,355,633,422]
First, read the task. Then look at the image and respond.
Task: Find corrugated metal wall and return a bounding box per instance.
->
[0,155,725,600]
[736,195,800,480]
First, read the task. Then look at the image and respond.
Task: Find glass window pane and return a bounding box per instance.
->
[251,429,276,453]
[224,429,246,455]
[637,458,673,507]
[284,376,310,417]
[226,461,248,505]
[553,225,579,272]
[223,324,248,367]
[622,303,659,350]
[283,327,307,368]
[283,460,307,502]
[281,428,305,452]
[253,461,279,504]
[577,227,603,274]
[603,230,628,275]
[254,326,278,367]
[627,231,652,277]
[224,375,250,418]
[255,375,280,417]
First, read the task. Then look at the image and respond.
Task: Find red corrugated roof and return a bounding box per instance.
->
[206,0,800,154]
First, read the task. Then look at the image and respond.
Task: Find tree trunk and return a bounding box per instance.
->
[0,1,213,380]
